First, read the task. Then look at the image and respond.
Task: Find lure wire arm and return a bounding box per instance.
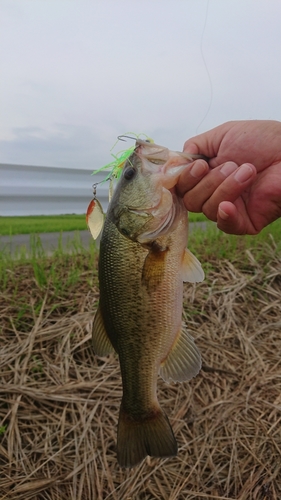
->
[117,134,138,142]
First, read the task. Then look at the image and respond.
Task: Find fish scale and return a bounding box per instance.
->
[89,139,205,467]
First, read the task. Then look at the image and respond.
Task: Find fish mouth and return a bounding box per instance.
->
[126,192,163,219]
[133,202,177,244]
[126,186,176,217]
[126,188,179,244]
[127,208,151,218]
[135,139,206,163]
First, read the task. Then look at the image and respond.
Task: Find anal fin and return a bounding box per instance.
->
[159,325,201,383]
[92,305,115,356]
[182,248,204,283]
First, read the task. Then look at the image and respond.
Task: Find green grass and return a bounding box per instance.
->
[0,215,88,235]
[0,213,209,235]
[1,217,280,287]
[188,213,209,223]
[0,234,99,334]
[188,218,281,263]
[1,212,280,304]
[0,219,280,336]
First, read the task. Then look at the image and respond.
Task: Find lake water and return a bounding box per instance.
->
[0,163,109,216]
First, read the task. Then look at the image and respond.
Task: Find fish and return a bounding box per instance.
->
[88,139,205,468]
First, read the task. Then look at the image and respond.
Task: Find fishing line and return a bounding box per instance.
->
[196,0,213,134]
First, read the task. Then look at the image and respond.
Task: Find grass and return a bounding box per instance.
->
[0,219,280,291]
[188,218,281,260]
[0,213,208,235]
[0,214,89,235]
[1,224,281,498]
[0,234,98,297]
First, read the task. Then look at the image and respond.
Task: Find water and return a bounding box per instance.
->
[0,163,109,216]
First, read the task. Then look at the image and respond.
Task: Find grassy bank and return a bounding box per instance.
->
[0,214,88,235]
[189,218,281,260]
[1,219,281,280]
[0,212,208,235]
[0,220,280,335]
[1,223,280,499]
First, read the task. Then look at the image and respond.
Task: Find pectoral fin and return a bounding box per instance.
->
[142,247,167,292]
[159,325,201,383]
[92,306,115,356]
[182,248,204,283]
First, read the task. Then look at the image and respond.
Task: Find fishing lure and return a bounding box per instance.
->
[86,184,105,240]
[86,133,153,239]
[94,133,153,180]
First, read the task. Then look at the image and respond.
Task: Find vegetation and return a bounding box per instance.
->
[0,212,208,235]
[0,214,89,235]
[1,223,281,498]
[189,218,281,260]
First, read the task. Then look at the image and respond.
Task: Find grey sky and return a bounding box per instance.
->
[1,0,280,170]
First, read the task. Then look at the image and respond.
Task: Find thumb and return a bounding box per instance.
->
[182,140,200,155]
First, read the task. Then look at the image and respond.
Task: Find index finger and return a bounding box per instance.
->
[183,130,220,159]
[183,122,234,164]
[177,159,210,196]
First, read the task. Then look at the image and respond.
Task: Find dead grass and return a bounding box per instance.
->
[0,242,281,499]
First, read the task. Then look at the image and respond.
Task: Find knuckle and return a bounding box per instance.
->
[202,205,217,222]
[184,193,202,212]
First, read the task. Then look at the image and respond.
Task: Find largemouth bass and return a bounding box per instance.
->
[88,139,204,468]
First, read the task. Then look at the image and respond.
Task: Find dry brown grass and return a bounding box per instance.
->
[1,244,281,499]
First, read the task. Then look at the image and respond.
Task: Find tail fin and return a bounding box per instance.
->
[117,405,177,468]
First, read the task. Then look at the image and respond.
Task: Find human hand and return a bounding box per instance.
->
[177,120,281,235]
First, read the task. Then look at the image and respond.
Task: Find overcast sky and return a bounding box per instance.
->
[1,0,280,170]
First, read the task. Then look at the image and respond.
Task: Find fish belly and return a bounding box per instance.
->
[98,218,183,467]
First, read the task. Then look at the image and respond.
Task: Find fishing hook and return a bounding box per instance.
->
[117,134,138,142]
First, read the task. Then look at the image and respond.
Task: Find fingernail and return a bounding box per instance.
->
[218,207,229,220]
[234,164,254,183]
[190,161,207,178]
[220,162,238,176]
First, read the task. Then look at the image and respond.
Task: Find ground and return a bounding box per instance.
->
[0,242,280,499]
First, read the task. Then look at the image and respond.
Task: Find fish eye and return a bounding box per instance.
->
[123,166,136,180]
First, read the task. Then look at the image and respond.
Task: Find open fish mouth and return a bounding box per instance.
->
[126,192,164,219]
[135,202,177,244]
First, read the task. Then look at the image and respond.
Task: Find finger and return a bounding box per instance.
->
[182,142,200,155]
[182,161,239,214]
[217,201,258,235]
[177,159,209,196]
[183,122,231,158]
[202,163,257,220]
